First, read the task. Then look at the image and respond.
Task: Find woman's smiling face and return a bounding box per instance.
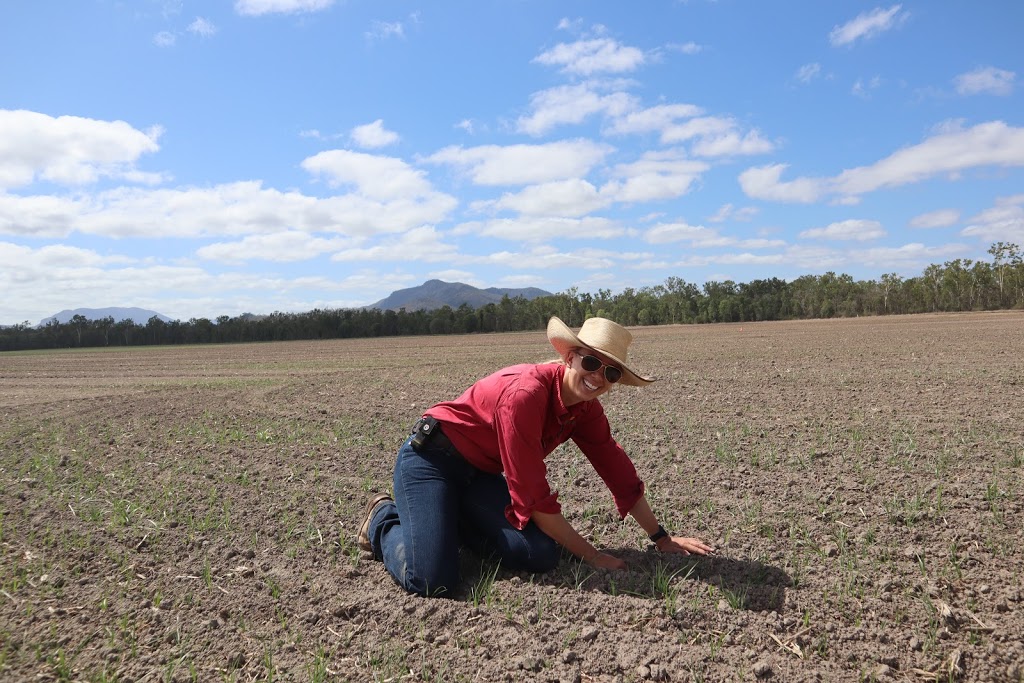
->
[561,347,619,406]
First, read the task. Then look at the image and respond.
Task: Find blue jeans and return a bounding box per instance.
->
[365,435,561,597]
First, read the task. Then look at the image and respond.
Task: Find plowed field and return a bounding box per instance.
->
[1,312,1021,682]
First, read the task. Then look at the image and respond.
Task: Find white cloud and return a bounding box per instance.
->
[708,203,759,223]
[738,164,825,203]
[187,17,217,37]
[610,150,708,202]
[644,221,718,245]
[852,242,967,271]
[0,110,163,190]
[454,216,624,242]
[692,129,774,157]
[153,31,177,47]
[196,230,352,263]
[829,5,908,47]
[954,66,1016,96]
[740,121,1024,203]
[482,246,615,271]
[0,180,455,240]
[605,103,704,136]
[961,195,1024,243]
[350,120,400,148]
[834,121,1024,196]
[799,219,886,241]
[366,20,404,41]
[235,0,333,17]
[668,42,702,55]
[796,63,821,84]
[301,149,434,200]
[533,38,645,76]
[852,76,883,99]
[909,208,960,229]
[0,239,401,323]
[427,139,613,186]
[516,83,636,136]
[604,105,773,157]
[475,179,612,218]
[331,226,458,263]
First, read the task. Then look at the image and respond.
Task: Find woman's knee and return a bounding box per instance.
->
[404,566,459,598]
[501,531,560,573]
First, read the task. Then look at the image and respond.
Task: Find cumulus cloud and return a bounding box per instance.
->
[795,63,821,84]
[668,42,702,55]
[331,226,458,263]
[609,150,708,202]
[852,76,883,99]
[196,230,352,263]
[235,0,333,16]
[533,37,645,76]
[644,221,785,250]
[481,245,616,270]
[799,219,886,241]
[909,208,960,229]
[0,110,163,189]
[708,203,760,223]
[301,149,435,200]
[604,105,774,157]
[153,31,177,47]
[453,216,624,242]
[350,120,400,148]
[604,103,703,136]
[366,20,404,41]
[474,179,613,217]
[961,195,1024,243]
[0,180,455,240]
[426,139,613,186]
[188,17,217,37]
[738,164,825,203]
[644,221,718,245]
[516,83,636,137]
[740,121,1024,203]
[829,5,908,47]
[954,66,1016,96]
[0,239,399,323]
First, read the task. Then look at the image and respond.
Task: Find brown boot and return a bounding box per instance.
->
[357,493,393,552]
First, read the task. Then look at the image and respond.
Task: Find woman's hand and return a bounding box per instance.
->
[656,535,716,556]
[586,550,626,570]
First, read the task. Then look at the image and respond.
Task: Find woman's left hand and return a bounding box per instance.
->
[656,535,716,556]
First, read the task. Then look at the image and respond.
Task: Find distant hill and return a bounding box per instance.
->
[369,279,551,312]
[40,307,172,327]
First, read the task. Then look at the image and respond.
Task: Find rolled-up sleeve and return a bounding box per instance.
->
[493,388,561,529]
[571,403,645,519]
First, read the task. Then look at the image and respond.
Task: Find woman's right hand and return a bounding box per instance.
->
[587,551,626,570]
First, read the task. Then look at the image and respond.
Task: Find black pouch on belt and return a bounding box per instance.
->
[410,416,440,450]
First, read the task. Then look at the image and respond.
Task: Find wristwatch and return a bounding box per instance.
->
[649,525,669,543]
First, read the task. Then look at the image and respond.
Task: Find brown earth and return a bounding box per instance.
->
[1,312,1022,682]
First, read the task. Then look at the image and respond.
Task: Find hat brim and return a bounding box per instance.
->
[547,317,655,387]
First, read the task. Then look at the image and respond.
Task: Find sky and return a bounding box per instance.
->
[1,1,1023,325]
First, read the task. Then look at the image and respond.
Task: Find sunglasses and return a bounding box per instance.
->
[578,353,623,384]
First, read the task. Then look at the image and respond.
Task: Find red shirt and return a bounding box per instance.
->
[425,363,645,530]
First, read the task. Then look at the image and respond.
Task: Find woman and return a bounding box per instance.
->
[358,316,714,597]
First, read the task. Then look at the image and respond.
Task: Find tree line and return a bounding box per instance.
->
[2,242,1022,352]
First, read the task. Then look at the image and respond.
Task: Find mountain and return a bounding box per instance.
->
[40,307,172,327]
[369,280,551,312]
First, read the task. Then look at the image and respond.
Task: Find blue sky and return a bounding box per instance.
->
[2,1,1022,325]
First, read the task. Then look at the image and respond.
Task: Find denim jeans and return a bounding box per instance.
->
[366,435,561,597]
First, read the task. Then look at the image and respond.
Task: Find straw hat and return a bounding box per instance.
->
[547,316,654,387]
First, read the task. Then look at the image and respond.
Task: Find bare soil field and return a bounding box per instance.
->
[1,312,1022,682]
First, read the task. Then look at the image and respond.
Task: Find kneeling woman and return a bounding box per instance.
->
[358,316,714,597]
